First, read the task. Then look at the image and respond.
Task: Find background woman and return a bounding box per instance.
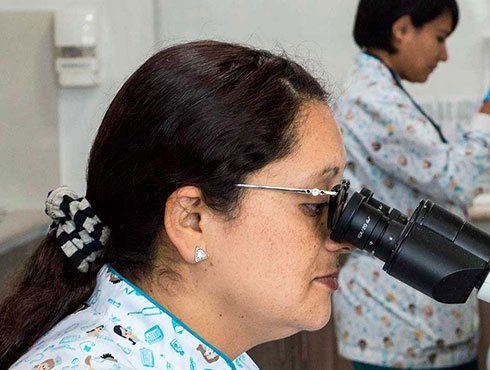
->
[333,1,490,369]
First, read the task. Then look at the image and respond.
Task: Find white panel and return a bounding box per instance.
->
[154,0,490,101]
[154,0,360,88]
[0,12,59,212]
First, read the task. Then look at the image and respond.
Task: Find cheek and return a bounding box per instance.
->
[222,209,321,288]
[253,215,319,271]
[419,38,440,64]
[212,207,333,330]
[404,49,431,81]
[404,39,429,63]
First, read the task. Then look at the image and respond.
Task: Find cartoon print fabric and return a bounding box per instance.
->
[11,265,259,370]
[333,52,490,368]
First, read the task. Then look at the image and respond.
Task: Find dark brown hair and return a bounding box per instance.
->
[354,0,459,53]
[0,40,328,368]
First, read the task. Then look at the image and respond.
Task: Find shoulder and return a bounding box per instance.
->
[338,57,406,109]
[10,306,135,370]
[340,78,406,109]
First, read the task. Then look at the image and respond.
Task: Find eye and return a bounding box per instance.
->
[436,36,445,43]
[302,202,329,217]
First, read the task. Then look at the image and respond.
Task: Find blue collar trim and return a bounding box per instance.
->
[107,264,237,369]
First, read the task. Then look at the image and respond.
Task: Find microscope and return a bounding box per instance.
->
[329,185,490,304]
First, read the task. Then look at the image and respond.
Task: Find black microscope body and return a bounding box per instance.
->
[330,188,490,304]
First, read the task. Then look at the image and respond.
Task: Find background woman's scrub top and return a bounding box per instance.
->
[333,52,490,368]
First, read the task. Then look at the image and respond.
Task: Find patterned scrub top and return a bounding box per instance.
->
[11,265,259,370]
[332,52,490,368]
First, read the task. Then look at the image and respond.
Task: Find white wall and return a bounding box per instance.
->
[155,0,360,91]
[2,0,489,204]
[1,0,156,196]
[155,0,490,101]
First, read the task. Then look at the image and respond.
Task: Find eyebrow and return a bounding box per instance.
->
[304,165,340,185]
[319,166,340,178]
[437,28,451,36]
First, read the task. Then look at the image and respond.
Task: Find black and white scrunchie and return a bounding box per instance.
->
[45,186,110,273]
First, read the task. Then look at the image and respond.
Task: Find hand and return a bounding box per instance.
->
[481,101,490,115]
[480,85,490,115]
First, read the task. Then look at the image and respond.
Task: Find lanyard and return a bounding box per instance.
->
[363,52,448,144]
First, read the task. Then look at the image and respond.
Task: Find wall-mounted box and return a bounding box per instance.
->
[55,8,98,87]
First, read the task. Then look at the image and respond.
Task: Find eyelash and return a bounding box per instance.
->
[303,202,329,217]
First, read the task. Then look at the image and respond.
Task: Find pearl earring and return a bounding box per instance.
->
[194,247,209,263]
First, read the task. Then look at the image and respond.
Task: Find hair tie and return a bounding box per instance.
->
[45,186,110,273]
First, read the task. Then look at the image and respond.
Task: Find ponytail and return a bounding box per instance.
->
[0,233,101,368]
[0,186,109,368]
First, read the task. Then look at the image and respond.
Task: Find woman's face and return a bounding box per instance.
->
[205,102,347,341]
[395,12,453,83]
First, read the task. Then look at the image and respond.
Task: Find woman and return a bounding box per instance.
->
[0,41,351,369]
[333,1,490,369]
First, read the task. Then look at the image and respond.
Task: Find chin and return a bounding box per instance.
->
[406,75,429,83]
[272,306,331,342]
[300,306,332,332]
[402,68,431,83]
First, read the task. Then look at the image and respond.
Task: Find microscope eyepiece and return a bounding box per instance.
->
[330,188,490,304]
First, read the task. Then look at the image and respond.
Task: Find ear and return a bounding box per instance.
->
[392,15,415,44]
[164,186,206,264]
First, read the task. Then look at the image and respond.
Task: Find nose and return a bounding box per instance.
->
[324,238,355,254]
[440,44,448,62]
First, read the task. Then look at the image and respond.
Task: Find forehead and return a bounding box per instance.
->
[249,102,345,187]
[424,12,454,32]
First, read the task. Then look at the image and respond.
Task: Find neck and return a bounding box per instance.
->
[138,270,265,360]
[365,48,400,75]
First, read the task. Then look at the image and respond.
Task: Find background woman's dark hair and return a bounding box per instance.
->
[354,0,459,53]
[0,40,328,368]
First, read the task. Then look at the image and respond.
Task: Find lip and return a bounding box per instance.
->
[313,271,339,291]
